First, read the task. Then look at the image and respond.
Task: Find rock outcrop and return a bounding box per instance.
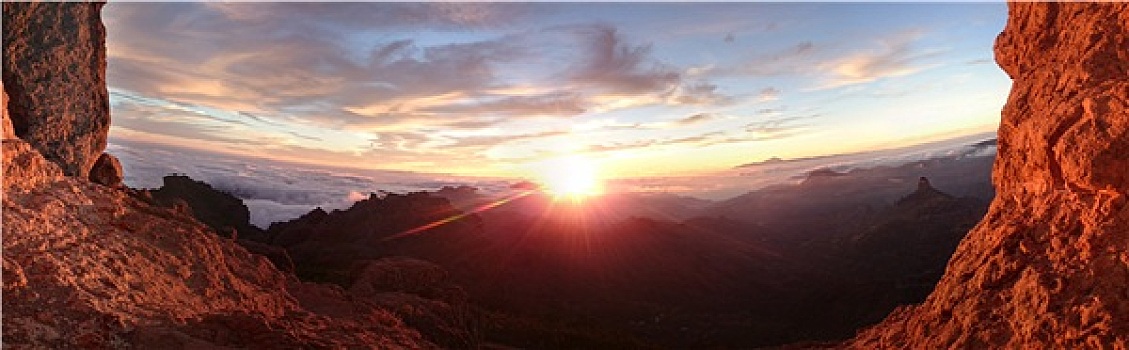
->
[847,2,1129,347]
[88,152,123,187]
[2,2,111,177]
[147,175,268,241]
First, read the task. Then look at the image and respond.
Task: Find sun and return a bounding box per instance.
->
[536,155,604,200]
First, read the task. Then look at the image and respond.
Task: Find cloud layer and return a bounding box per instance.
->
[110,140,514,227]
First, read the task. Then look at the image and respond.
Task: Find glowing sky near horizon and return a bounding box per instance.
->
[102,2,1010,180]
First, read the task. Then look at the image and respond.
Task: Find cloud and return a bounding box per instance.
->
[106,3,528,125]
[815,30,943,89]
[423,92,587,117]
[586,140,657,153]
[446,130,571,149]
[720,29,941,91]
[206,3,524,31]
[561,110,816,157]
[565,24,681,95]
[674,113,717,126]
[553,24,736,109]
[745,116,809,135]
[583,124,797,155]
[757,87,781,101]
[369,132,436,151]
[110,97,268,147]
[732,41,819,77]
[667,82,734,106]
[344,38,530,113]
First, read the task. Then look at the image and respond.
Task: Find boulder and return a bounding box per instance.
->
[88,153,123,187]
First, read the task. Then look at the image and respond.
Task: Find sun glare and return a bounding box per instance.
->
[537,155,604,200]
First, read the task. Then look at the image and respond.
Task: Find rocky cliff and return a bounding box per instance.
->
[2,2,111,178]
[847,2,1128,347]
[2,4,432,348]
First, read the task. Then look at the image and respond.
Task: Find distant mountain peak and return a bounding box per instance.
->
[898,176,952,205]
[917,176,935,193]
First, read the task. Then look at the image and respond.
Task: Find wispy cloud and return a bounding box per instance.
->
[424,92,587,117]
[731,41,818,77]
[674,113,717,126]
[445,130,572,149]
[757,87,782,101]
[206,3,524,30]
[667,82,734,106]
[745,116,811,136]
[814,30,943,89]
[582,114,810,155]
[718,29,942,91]
[565,24,681,95]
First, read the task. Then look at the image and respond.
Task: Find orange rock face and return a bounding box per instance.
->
[1,4,433,348]
[2,2,111,177]
[847,3,1129,348]
[2,84,13,140]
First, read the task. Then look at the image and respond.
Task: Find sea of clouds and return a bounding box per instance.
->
[109,132,996,228]
[108,141,512,228]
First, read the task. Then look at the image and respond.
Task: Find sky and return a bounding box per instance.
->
[102,2,1011,183]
